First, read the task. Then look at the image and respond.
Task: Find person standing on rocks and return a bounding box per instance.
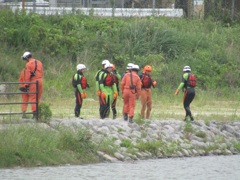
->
[174,65,196,121]
[111,64,121,119]
[95,60,110,118]
[121,65,142,123]
[98,63,118,119]
[73,64,89,118]
[18,67,29,118]
[22,51,44,119]
[139,65,157,120]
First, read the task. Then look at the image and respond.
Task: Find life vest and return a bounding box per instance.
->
[187,73,197,87]
[141,73,152,88]
[81,76,88,89]
[104,73,114,86]
[72,73,88,89]
[112,74,118,86]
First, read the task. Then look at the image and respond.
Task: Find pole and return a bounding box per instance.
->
[231,0,235,21]
[22,0,25,9]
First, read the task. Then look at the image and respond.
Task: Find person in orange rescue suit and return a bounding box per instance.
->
[111,64,121,119]
[73,64,89,118]
[95,59,110,118]
[18,68,29,118]
[121,64,142,123]
[139,65,157,120]
[22,52,44,119]
[121,63,134,116]
[99,63,118,119]
[174,66,195,121]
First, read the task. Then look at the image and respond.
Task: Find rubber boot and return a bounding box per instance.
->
[129,117,134,123]
[124,113,128,121]
[22,111,27,119]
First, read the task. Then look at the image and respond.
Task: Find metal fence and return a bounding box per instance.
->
[0,81,39,120]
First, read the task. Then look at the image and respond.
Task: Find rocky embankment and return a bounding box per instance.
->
[50,118,240,162]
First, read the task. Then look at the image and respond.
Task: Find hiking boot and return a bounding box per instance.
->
[129,117,134,123]
[124,113,128,121]
[190,116,194,121]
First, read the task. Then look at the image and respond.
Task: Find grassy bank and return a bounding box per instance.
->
[0,125,102,168]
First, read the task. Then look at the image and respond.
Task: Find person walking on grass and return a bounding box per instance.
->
[73,64,89,118]
[95,59,110,118]
[99,63,118,119]
[111,64,121,119]
[139,65,157,120]
[121,65,142,123]
[174,65,196,121]
[22,52,44,119]
[18,68,29,118]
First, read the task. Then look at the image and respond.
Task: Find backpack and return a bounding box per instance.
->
[187,73,197,87]
[72,73,80,88]
[141,73,152,88]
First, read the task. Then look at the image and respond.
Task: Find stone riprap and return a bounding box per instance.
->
[50,118,240,162]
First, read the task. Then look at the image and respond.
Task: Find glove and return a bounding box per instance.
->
[113,91,118,99]
[81,93,86,99]
[96,90,101,96]
[83,92,87,98]
[174,89,180,96]
[19,87,27,92]
[152,81,157,86]
[101,92,106,99]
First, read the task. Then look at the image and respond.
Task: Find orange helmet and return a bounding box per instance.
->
[143,65,152,72]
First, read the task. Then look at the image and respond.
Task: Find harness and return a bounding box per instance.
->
[129,72,137,94]
[30,59,37,78]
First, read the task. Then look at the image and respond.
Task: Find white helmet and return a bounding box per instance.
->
[77,64,86,71]
[132,64,139,71]
[183,66,191,72]
[102,59,110,65]
[22,52,32,60]
[104,63,113,69]
[126,63,134,70]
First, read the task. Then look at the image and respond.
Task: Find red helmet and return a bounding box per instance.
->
[143,65,152,72]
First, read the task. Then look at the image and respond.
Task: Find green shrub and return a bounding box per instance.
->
[38,102,52,124]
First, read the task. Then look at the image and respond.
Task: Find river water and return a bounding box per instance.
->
[1,155,240,180]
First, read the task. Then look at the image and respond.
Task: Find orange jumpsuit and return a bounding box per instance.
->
[121,71,141,118]
[139,72,155,119]
[24,58,44,112]
[19,68,29,112]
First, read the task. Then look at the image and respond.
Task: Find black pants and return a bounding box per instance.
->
[111,98,117,119]
[183,88,195,117]
[74,91,82,117]
[100,95,110,119]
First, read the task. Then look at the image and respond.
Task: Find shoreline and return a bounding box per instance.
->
[51,118,240,162]
[1,118,240,167]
